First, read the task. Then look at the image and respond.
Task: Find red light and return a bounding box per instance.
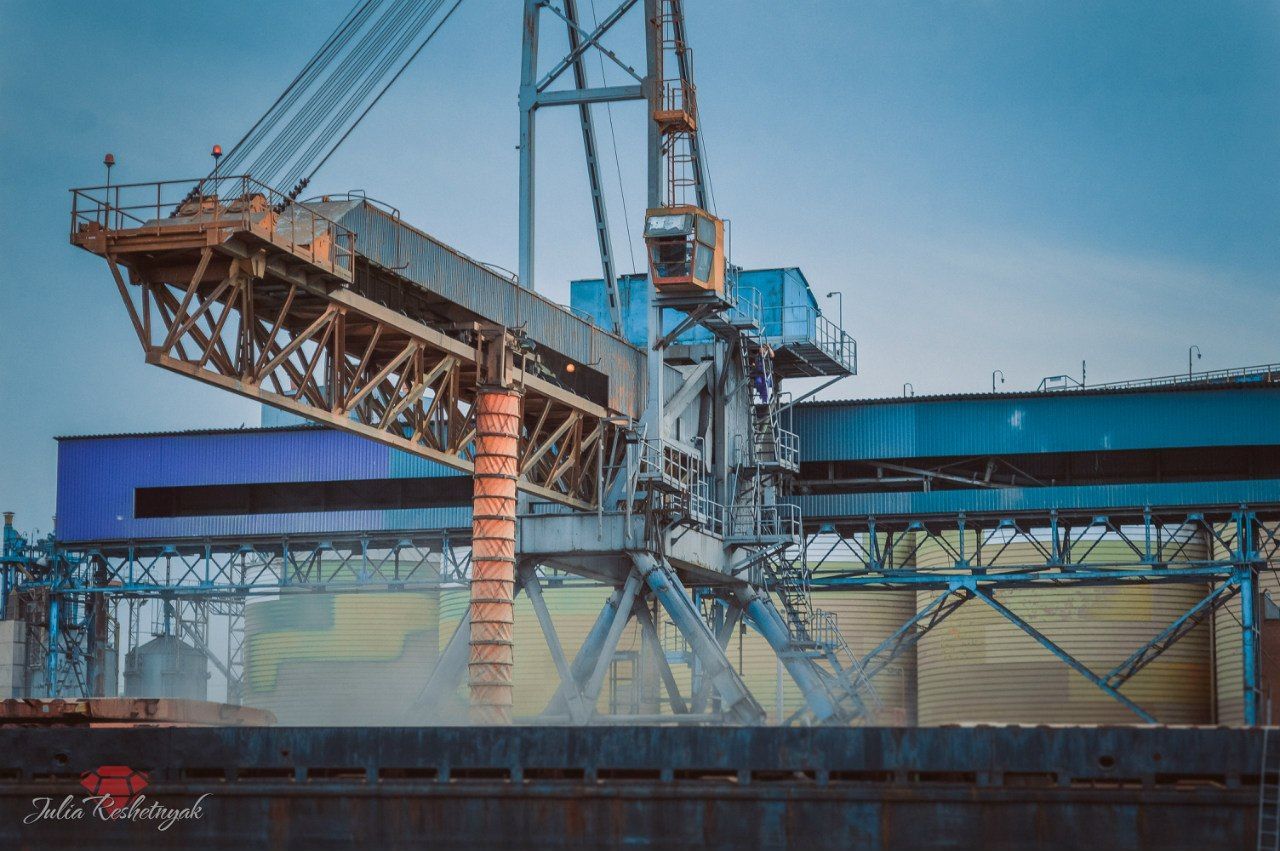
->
[103,153,115,167]
[212,144,223,158]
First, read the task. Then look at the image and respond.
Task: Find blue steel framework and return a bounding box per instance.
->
[5,501,1278,726]
[0,527,470,701]
[804,504,1280,726]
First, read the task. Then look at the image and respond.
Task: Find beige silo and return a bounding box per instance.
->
[914,529,1212,725]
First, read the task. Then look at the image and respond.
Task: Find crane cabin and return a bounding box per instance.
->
[643,205,725,294]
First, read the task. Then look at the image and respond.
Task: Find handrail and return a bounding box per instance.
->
[1086,363,1280,391]
[759,304,857,373]
[70,174,357,279]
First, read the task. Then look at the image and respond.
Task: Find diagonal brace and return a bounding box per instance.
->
[972,587,1156,723]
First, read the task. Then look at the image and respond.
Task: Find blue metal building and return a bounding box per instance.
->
[55,426,468,544]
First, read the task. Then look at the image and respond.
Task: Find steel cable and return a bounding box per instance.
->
[216,0,383,178]
[277,0,451,192]
[248,0,421,184]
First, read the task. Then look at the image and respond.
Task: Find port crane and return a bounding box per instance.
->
[67,0,866,725]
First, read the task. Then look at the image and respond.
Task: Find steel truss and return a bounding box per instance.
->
[70,178,626,511]
[8,531,466,699]
[805,505,1280,725]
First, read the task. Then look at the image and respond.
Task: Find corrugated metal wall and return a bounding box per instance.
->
[570,267,824,350]
[336,201,645,417]
[794,386,1280,462]
[55,428,468,543]
[914,533,1212,725]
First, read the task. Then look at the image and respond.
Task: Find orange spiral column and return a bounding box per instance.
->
[469,386,522,724]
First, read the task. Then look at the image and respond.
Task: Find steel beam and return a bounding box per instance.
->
[631,553,764,724]
[972,587,1156,723]
[535,85,644,107]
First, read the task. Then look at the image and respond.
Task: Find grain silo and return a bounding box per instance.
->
[123,635,209,701]
[242,590,440,724]
[915,529,1212,725]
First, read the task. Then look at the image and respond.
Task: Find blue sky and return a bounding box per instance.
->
[1,0,1277,529]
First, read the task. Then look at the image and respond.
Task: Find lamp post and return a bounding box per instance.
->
[992,369,1005,393]
[103,153,115,228]
[825,291,843,329]
[1188,345,1201,380]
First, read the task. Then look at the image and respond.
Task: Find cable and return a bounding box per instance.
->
[303,0,466,185]
[250,0,420,184]
[587,0,640,276]
[279,0,451,190]
[218,0,381,177]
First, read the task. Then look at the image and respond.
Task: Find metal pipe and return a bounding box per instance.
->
[741,588,841,723]
[631,553,764,724]
[469,386,522,723]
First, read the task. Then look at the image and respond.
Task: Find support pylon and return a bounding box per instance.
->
[469,386,522,723]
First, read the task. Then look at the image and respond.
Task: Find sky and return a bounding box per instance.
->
[1,0,1278,531]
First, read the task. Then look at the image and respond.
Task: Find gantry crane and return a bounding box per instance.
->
[68,0,866,725]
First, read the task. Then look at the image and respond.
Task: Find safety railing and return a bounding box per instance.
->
[728,502,802,544]
[1086,362,1280,392]
[657,78,697,124]
[724,276,762,332]
[70,175,356,279]
[759,304,857,374]
[636,439,702,494]
[634,439,725,535]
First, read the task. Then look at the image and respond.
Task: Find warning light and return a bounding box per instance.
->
[565,363,576,374]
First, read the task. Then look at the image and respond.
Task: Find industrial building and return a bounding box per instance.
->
[12,356,1277,731]
[1,1,1275,847]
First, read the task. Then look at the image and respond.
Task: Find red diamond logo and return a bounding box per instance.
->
[79,765,149,813]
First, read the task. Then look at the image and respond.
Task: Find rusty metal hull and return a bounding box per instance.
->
[0,725,1257,849]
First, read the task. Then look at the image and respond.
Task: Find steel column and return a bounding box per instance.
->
[631,553,764,723]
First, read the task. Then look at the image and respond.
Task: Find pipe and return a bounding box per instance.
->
[631,553,764,724]
[469,386,522,724]
[742,588,842,723]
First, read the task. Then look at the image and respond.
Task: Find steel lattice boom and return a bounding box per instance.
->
[70,176,626,511]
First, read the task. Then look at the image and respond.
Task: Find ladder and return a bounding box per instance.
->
[762,546,815,644]
[1261,726,1280,851]
[811,610,884,720]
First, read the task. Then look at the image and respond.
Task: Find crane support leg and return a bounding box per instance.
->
[742,588,851,725]
[630,552,765,724]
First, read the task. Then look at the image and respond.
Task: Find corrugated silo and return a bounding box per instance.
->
[915,531,1212,725]
[124,635,209,701]
[242,590,440,724]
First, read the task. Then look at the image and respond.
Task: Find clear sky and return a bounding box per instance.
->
[1,0,1278,531]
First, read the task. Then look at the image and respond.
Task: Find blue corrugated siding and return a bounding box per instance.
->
[797,477,1280,520]
[56,429,468,543]
[795,387,1280,461]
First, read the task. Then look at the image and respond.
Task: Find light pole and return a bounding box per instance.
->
[103,153,115,228]
[992,369,1005,393]
[1188,345,1201,380]
[825,291,843,329]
